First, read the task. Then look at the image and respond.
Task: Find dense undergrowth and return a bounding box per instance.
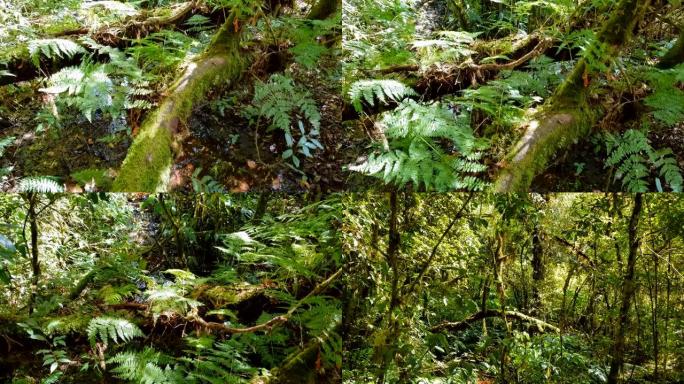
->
[0,0,349,193]
[0,193,342,383]
[343,0,684,192]
[343,192,684,383]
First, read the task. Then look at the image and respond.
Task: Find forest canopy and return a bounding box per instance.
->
[343,192,684,383]
[0,193,342,383]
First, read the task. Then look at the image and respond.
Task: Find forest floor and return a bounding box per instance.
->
[0,55,363,192]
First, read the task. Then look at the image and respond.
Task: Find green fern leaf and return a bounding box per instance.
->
[87,317,143,346]
[17,177,64,193]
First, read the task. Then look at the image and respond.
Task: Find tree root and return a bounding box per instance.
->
[431,309,560,333]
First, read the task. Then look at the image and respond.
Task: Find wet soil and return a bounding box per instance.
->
[172,58,367,193]
[0,84,130,191]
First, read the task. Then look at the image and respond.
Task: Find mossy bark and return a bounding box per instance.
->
[494,0,651,192]
[306,0,340,20]
[112,20,248,192]
[658,29,684,69]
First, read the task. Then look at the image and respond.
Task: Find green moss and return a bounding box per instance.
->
[111,109,174,192]
[40,18,82,36]
[494,107,596,192]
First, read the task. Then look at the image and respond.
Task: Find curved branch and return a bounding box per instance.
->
[431,309,560,333]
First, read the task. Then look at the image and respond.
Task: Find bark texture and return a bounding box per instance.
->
[657,29,684,69]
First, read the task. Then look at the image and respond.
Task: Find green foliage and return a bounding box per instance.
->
[343,0,415,80]
[190,167,226,193]
[0,233,16,284]
[411,31,478,66]
[97,284,139,305]
[244,74,322,167]
[347,79,416,113]
[108,347,179,384]
[643,64,684,127]
[71,168,114,190]
[277,16,339,69]
[17,176,64,193]
[350,100,488,191]
[184,14,213,33]
[127,30,194,74]
[182,338,256,383]
[0,135,14,177]
[603,129,683,192]
[86,317,144,346]
[145,286,203,321]
[28,38,85,67]
[507,332,600,384]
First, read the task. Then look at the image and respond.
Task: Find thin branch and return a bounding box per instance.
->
[404,192,474,296]
[431,309,560,333]
[549,234,596,268]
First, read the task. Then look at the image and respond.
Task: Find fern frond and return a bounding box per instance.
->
[348,79,416,113]
[17,177,64,193]
[108,348,178,384]
[351,100,489,191]
[604,129,683,192]
[86,317,143,346]
[28,39,85,67]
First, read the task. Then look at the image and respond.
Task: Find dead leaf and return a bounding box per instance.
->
[246,160,257,169]
[272,175,282,190]
[231,180,250,193]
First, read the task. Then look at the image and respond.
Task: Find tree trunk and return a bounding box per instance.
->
[492,232,510,383]
[607,193,643,384]
[26,193,40,315]
[530,222,544,314]
[112,19,247,191]
[494,0,652,192]
[374,190,401,384]
[657,29,684,69]
[307,0,340,20]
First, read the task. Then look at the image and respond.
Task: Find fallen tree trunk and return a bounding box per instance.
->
[341,34,552,120]
[494,0,652,192]
[112,0,339,191]
[431,309,560,333]
[112,19,248,191]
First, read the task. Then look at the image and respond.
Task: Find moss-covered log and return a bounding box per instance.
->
[112,21,248,191]
[658,29,684,69]
[494,0,652,192]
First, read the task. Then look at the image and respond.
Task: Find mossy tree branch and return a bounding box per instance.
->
[658,29,684,69]
[431,309,560,333]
